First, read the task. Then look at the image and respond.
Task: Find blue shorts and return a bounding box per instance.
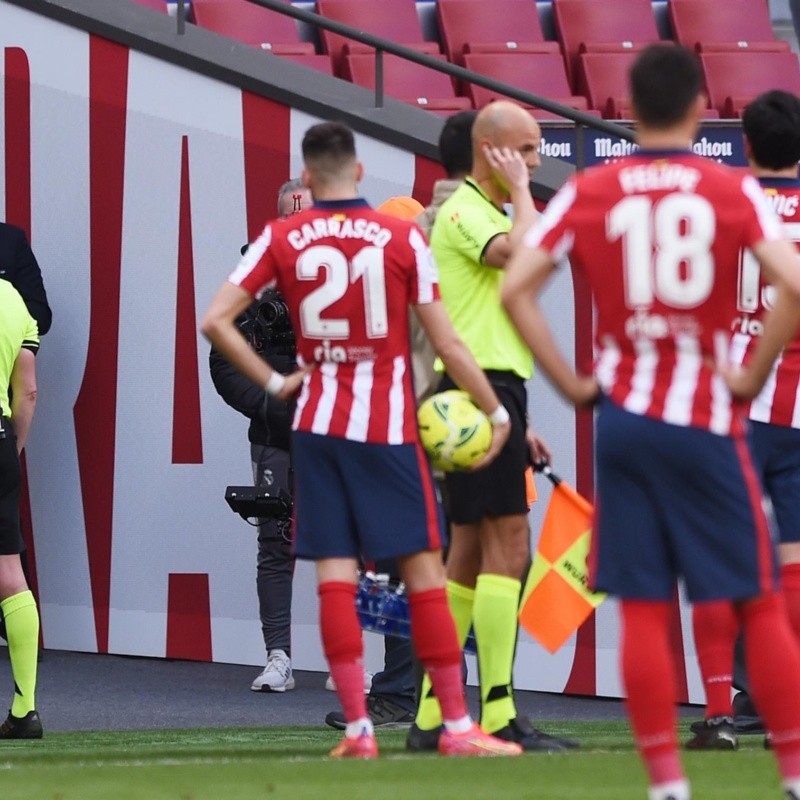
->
[291,431,447,561]
[592,399,777,602]
[749,421,800,544]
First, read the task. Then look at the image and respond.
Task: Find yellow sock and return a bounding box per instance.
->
[414,580,474,731]
[1,590,39,717]
[473,573,520,734]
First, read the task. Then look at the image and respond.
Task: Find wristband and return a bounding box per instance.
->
[265,371,287,396]
[488,405,510,427]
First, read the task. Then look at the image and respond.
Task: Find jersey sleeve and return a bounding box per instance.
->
[227,224,278,298]
[439,197,507,265]
[523,179,578,264]
[408,224,440,305]
[21,314,39,355]
[740,174,785,247]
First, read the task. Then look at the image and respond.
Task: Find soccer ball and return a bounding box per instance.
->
[417,390,492,472]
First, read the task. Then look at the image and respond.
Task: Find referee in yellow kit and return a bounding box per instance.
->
[0,278,42,739]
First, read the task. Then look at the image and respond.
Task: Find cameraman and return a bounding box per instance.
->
[209,179,311,692]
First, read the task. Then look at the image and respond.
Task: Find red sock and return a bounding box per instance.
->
[620,600,684,787]
[319,581,367,725]
[739,593,800,780]
[409,587,468,723]
[781,564,800,642]
[691,600,737,718]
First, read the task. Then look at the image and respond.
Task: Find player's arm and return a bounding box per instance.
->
[201,282,307,402]
[725,236,800,399]
[482,146,538,268]
[414,300,510,467]
[501,245,599,407]
[9,348,37,454]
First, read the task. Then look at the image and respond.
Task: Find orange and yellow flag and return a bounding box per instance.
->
[519,477,605,654]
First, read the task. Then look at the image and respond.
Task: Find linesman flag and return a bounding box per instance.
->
[519,465,606,654]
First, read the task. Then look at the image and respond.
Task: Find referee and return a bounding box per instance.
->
[0,278,42,739]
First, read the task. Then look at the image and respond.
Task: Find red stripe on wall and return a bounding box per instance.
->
[412,153,445,208]
[564,260,597,695]
[4,48,31,236]
[241,92,290,242]
[171,136,203,464]
[4,49,39,604]
[166,573,212,661]
[73,36,129,653]
[17,453,38,600]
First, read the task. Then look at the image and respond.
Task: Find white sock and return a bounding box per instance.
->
[443,715,472,734]
[345,717,373,738]
[783,778,800,799]
[648,779,690,800]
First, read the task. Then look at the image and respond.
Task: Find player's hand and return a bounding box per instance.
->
[568,374,601,408]
[470,419,510,471]
[526,428,551,467]
[276,365,313,401]
[483,145,530,193]
[721,364,762,400]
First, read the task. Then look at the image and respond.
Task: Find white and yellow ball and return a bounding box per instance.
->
[417,390,492,472]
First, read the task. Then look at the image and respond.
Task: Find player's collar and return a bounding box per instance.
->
[630,148,695,157]
[758,177,800,188]
[464,177,508,215]
[312,198,370,209]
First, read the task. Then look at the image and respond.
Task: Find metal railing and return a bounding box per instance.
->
[173,0,637,169]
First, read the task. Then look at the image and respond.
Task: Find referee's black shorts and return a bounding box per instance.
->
[0,418,23,555]
[437,371,528,525]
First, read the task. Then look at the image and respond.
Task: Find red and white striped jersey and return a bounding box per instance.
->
[728,177,800,429]
[525,150,784,436]
[228,199,439,444]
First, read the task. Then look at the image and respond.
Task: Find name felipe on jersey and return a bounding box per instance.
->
[286,216,394,251]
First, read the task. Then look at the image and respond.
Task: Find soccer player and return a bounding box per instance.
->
[689,89,800,749]
[201,121,521,759]
[502,45,800,800]
[411,100,569,753]
[0,279,42,739]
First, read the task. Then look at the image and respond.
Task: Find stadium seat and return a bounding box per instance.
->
[342,53,472,114]
[701,51,800,118]
[552,0,661,87]
[130,0,169,12]
[191,0,315,53]
[435,0,560,66]
[463,51,597,121]
[578,51,719,120]
[275,53,334,74]
[316,0,440,76]
[668,0,787,53]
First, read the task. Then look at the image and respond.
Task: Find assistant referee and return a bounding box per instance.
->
[0,278,42,739]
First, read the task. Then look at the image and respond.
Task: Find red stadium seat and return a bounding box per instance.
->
[343,53,472,114]
[668,0,786,53]
[191,0,315,54]
[435,0,560,66]
[130,0,168,12]
[552,0,660,87]
[316,0,440,76]
[701,51,800,118]
[578,51,720,119]
[275,53,335,75]
[463,51,597,121]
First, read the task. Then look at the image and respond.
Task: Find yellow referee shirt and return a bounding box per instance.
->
[0,279,39,418]
[430,178,533,380]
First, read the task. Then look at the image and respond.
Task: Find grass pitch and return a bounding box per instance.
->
[0,721,781,800]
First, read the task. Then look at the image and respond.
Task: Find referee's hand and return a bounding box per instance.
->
[470,419,510,472]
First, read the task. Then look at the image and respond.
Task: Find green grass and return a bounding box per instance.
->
[0,721,782,800]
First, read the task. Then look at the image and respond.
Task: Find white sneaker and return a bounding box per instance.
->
[251,649,296,692]
[325,670,373,693]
